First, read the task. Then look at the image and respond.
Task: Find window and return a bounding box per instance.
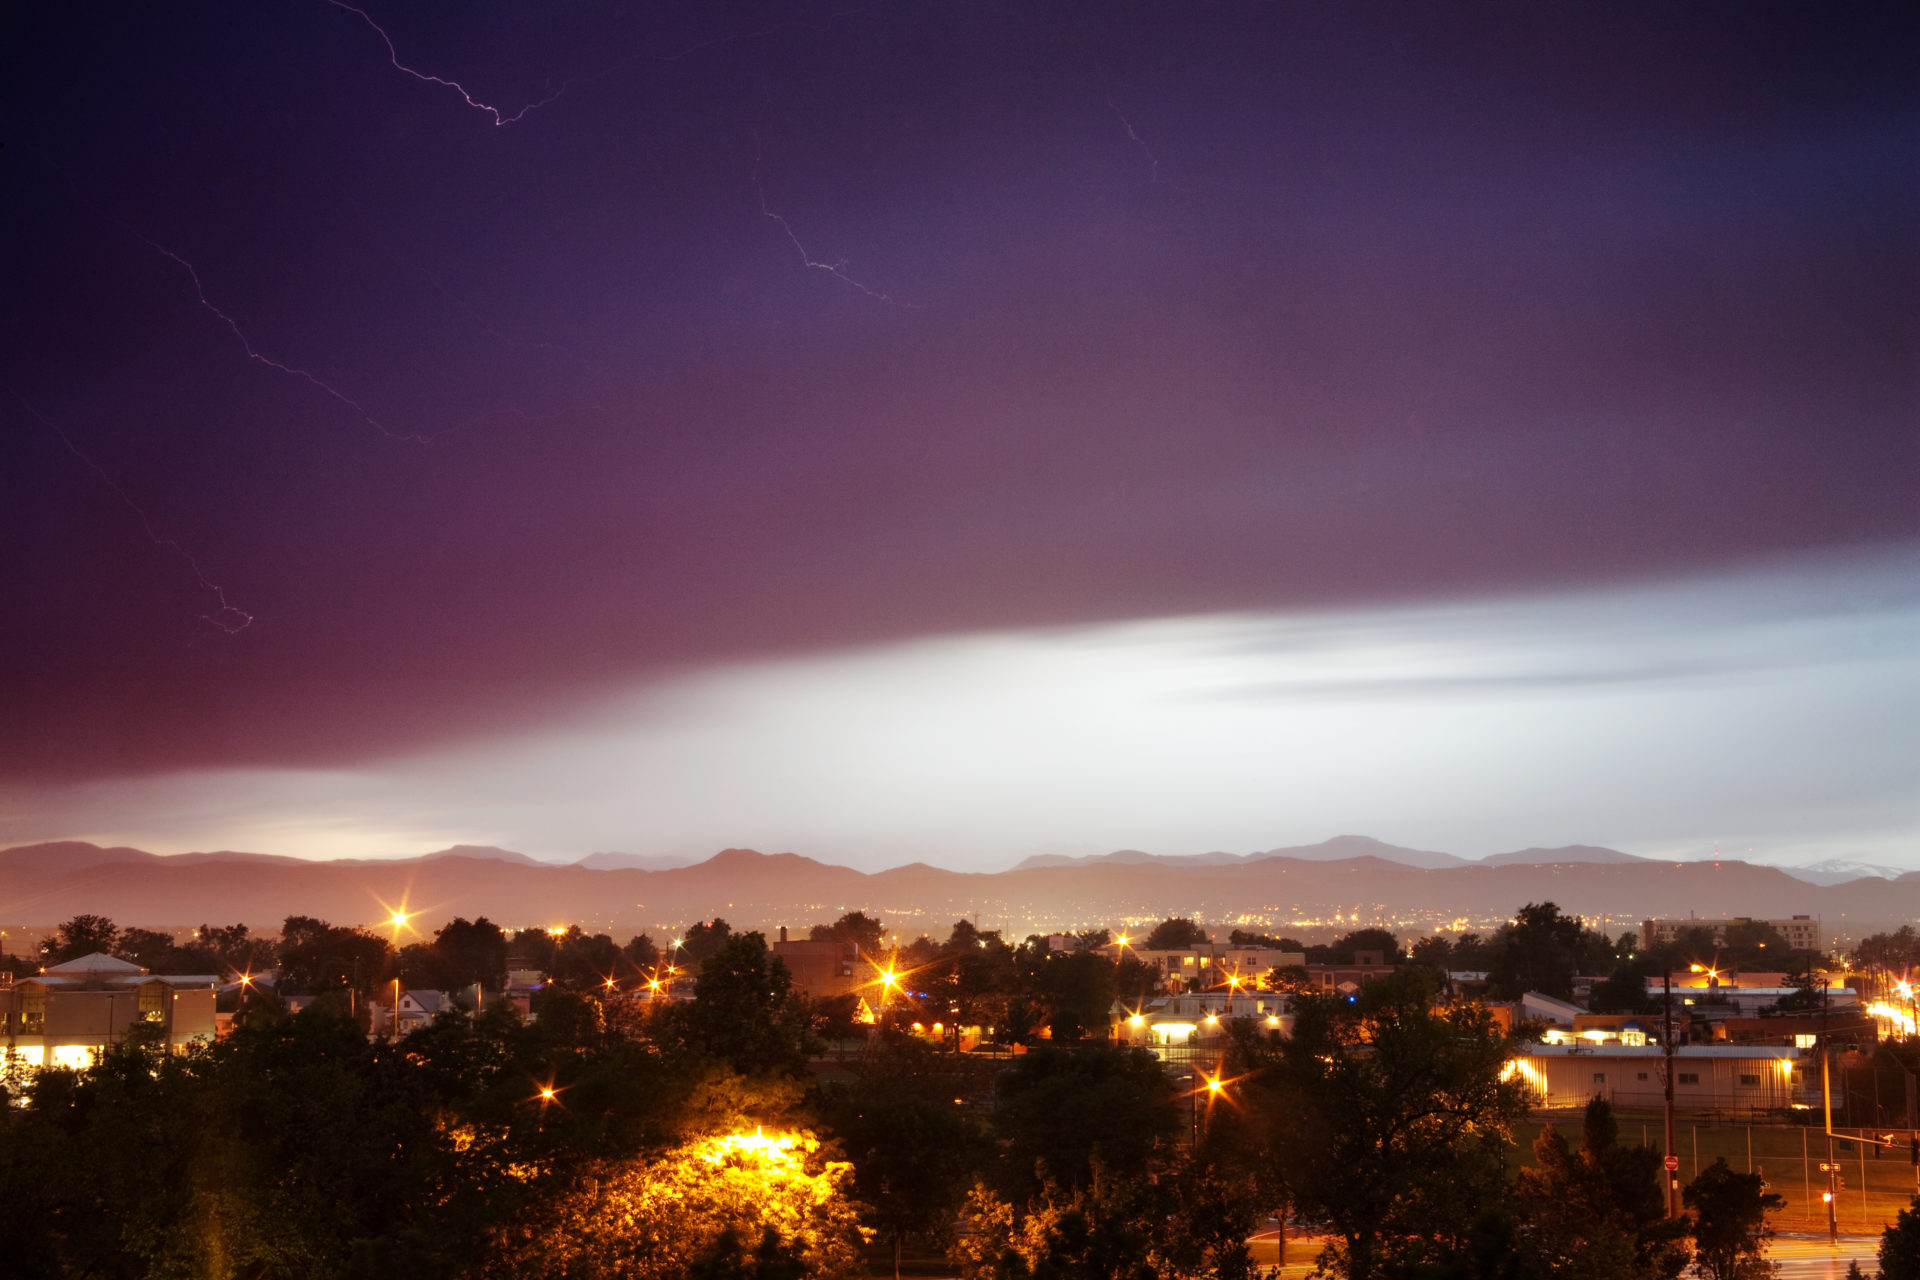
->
[1592,1073,1606,1084]
[139,985,164,1021]
[1638,1072,1650,1081]
[1739,1073,1760,1086]
[1678,1072,1699,1085]
[22,992,45,1031]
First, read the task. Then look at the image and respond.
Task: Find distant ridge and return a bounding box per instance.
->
[1780,858,1907,886]
[1,839,1912,938]
[1478,845,1648,867]
[576,851,698,872]
[420,845,549,867]
[1011,835,1467,873]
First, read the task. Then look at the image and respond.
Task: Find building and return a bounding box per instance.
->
[1504,1043,1807,1113]
[772,930,865,1001]
[369,988,470,1037]
[1,952,218,1069]
[1642,974,1855,1018]
[1099,942,1305,994]
[1641,916,1821,953]
[1113,990,1293,1059]
[1303,949,1398,997]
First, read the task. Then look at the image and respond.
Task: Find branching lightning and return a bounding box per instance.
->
[7,388,254,636]
[326,1,569,126]
[753,132,910,306]
[134,230,444,444]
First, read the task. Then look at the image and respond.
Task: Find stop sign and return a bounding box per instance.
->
[1664,1155,1680,1171]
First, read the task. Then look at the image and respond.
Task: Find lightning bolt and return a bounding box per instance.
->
[132,229,445,445]
[325,1,569,127]
[754,132,911,306]
[1109,97,1182,190]
[7,388,254,637]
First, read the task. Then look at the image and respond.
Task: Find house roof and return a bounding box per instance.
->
[1515,1043,1800,1060]
[43,952,146,976]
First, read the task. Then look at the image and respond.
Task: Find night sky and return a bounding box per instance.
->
[3,3,1914,869]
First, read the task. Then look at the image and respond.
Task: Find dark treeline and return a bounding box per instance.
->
[0,904,1883,1278]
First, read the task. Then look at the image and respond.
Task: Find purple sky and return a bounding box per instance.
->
[2,3,1914,868]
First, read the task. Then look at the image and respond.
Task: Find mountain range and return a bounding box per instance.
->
[0,837,1910,944]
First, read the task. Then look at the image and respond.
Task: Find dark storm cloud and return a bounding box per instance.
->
[1,1,1913,783]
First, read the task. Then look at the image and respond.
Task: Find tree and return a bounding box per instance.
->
[195,922,278,973]
[992,1044,1179,1197]
[549,926,624,990]
[819,1038,986,1278]
[1305,928,1403,965]
[1487,902,1587,1000]
[1228,929,1304,950]
[396,941,459,991]
[624,933,662,972]
[678,933,813,1076]
[40,914,118,963]
[1881,1194,1920,1279]
[810,911,885,955]
[481,1130,866,1280]
[683,918,736,967]
[1142,917,1208,950]
[1589,954,1663,1015]
[954,1150,1261,1280]
[1720,920,1789,967]
[434,916,509,990]
[1513,1099,1688,1279]
[1227,966,1524,1280]
[1031,949,1118,1041]
[276,916,391,998]
[1683,1157,1782,1280]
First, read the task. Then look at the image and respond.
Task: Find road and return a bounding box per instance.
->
[1242,1228,1882,1278]
[1768,1232,1879,1279]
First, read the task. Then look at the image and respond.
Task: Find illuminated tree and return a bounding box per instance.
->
[487,1130,867,1280]
[954,1151,1261,1280]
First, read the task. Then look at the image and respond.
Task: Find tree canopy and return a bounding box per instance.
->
[1229,966,1524,1280]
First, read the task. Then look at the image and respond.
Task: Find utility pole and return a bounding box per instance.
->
[1664,971,1678,1219]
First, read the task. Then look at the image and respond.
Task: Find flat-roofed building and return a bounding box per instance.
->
[1,952,218,1070]
[1100,943,1305,993]
[771,929,864,1001]
[1504,1043,1806,1113]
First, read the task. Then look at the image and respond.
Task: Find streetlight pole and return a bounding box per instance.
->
[1664,972,1678,1219]
[1823,1047,1840,1243]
